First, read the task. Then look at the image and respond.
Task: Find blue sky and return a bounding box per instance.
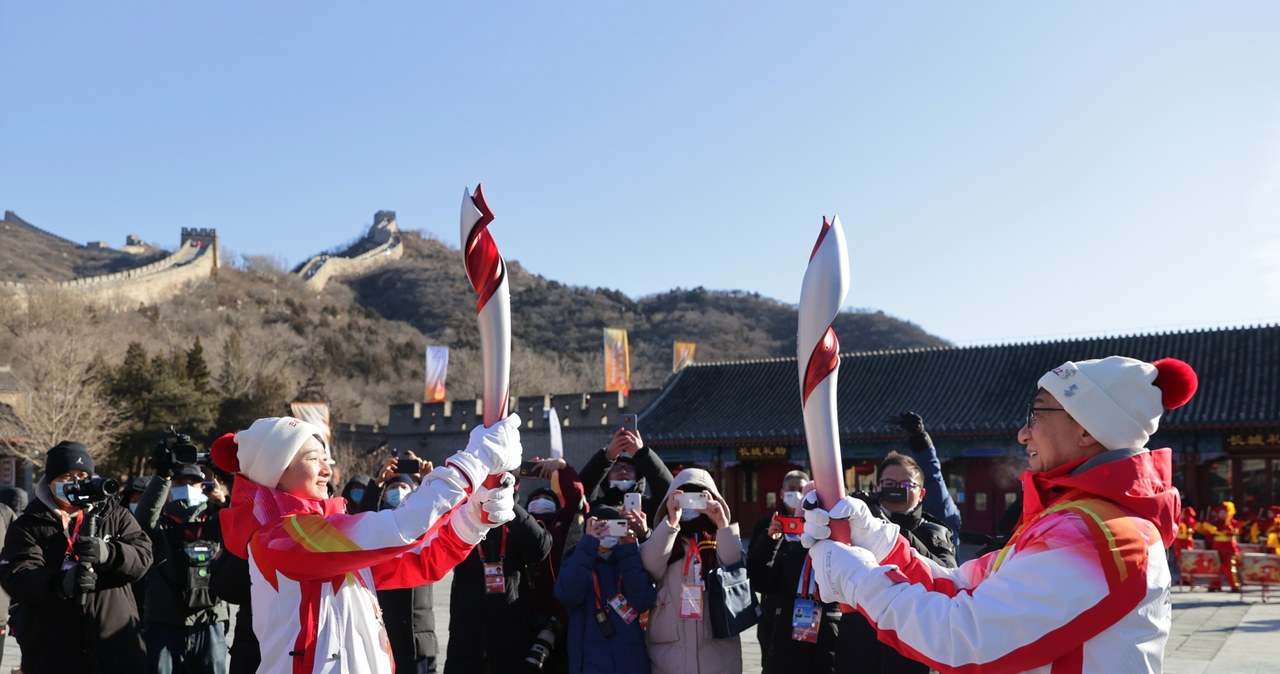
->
[3,3,1279,345]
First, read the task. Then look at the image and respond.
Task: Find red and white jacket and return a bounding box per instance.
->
[221,469,475,674]
[842,447,1179,674]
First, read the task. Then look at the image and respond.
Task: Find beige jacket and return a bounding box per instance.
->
[640,468,744,674]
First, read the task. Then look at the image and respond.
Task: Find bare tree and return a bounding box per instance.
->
[0,289,125,467]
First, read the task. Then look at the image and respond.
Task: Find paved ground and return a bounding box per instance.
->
[3,572,1275,672]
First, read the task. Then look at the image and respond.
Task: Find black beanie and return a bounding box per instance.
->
[45,441,94,479]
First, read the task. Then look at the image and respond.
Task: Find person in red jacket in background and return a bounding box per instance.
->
[1197,501,1242,591]
[1262,506,1280,555]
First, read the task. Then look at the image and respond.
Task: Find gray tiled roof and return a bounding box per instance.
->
[638,324,1280,446]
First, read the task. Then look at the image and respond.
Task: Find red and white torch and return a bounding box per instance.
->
[798,215,851,544]
[461,184,512,514]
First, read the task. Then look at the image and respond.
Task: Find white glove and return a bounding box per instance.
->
[809,539,878,607]
[451,473,517,546]
[446,413,523,488]
[800,492,899,561]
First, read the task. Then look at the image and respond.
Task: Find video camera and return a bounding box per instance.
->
[62,476,120,507]
[155,427,209,467]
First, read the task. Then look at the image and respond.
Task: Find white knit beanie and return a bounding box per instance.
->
[1037,356,1197,451]
[231,417,328,488]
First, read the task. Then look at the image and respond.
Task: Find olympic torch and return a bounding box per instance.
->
[798,216,851,545]
[461,184,512,516]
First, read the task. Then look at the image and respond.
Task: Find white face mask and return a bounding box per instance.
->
[170,485,208,507]
[128,502,139,514]
[679,508,701,521]
[782,491,803,510]
[609,479,636,492]
[598,535,619,550]
[527,499,557,515]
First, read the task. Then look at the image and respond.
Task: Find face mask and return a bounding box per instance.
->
[679,509,701,521]
[609,479,636,492]
[171,485,207,506]
[128,502,139,514]
[598,535,619,550]
[349,488,365,503]
[384,487,409,508]
[527,499,557,515]
[52,481,71,503]
[782,491,803,510]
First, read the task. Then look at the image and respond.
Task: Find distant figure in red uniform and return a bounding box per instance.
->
[1263,506,1280,556]
[1172,506,1197,568]
[1197,501,1241,591]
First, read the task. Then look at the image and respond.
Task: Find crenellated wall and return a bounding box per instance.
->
[296,212,404,291]
[0,236,219,310]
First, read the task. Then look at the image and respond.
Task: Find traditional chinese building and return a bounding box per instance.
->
[634,324,1280,537]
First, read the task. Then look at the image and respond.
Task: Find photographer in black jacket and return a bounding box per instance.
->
[0,441,153,674]
[835,451,955,674]
[136,434,230,674]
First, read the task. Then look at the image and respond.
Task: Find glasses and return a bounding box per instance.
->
[1025,404,1066,428]
[878,479,920,490]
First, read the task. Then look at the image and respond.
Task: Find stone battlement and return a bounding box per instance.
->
[296,212,403,290]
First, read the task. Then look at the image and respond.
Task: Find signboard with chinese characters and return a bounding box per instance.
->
[1226,432,1280,450]
[736,446,789,461]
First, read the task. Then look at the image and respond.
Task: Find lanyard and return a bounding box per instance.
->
[682,532,701,580]
[64,513,84,559]
[794,556,817,599]
[477,526,508,563]
[591,568,625,609]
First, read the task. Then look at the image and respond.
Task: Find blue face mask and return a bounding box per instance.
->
[383,487,409,508]
[53,481,71,503]
[170,485,207,506]
[349,488,365,503]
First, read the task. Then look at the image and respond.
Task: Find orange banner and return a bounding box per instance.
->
[673,341,697,372]
[604,328,630,394]
[425,345,449,402]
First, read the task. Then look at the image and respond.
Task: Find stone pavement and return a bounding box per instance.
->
[3,572,1274,672]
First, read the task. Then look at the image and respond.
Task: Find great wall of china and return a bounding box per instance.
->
[0,210,402,308]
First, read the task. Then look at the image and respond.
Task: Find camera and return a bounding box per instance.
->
[605,519,630,537]
[63,477,120,506]
[156,427,208,467]
[517,459,542,478]
[879,486,910,504]
[525,615,560,669]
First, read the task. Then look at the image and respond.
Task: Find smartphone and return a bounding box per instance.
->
[605,519,630,537]
[880,487,910,504]
[620,413,638,433]
[397,458,422,474]
[777,516,804,535]
[517,460,541,478]
[675,491,709,510]
[623,492,642,514]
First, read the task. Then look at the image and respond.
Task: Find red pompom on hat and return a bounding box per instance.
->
[1152,358,1198,409]
[211,433,240,473]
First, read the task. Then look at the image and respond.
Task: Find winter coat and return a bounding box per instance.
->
[444,504,553,674]
[836,498,955,674]
[208,550,260,674]
[580,446,673,524]
[555,535,656,674]
[0,500,16,628]
[748,519,840,674]
[0,478,153,674]
[135,474,231,627]
[219,465,477,674]
[640,469,744,674]
[371,474,438,673]
[835,447,1180,674]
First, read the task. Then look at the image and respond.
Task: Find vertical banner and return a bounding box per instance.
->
[547,407,564,460]
[603,328,631,394]
[673,341,697,372]
[289,402,332,444]
[425,345,449,402]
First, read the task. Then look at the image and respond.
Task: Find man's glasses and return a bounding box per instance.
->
[878,479,920,490]
[1025,404,1066,428]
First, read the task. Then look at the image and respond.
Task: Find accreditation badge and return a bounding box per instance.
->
[608,593,639,624]
[790,598,821,643]
[679,583,704,620]
[483,562,506,594]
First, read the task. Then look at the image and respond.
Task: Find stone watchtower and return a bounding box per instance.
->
[180,227,220,269]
